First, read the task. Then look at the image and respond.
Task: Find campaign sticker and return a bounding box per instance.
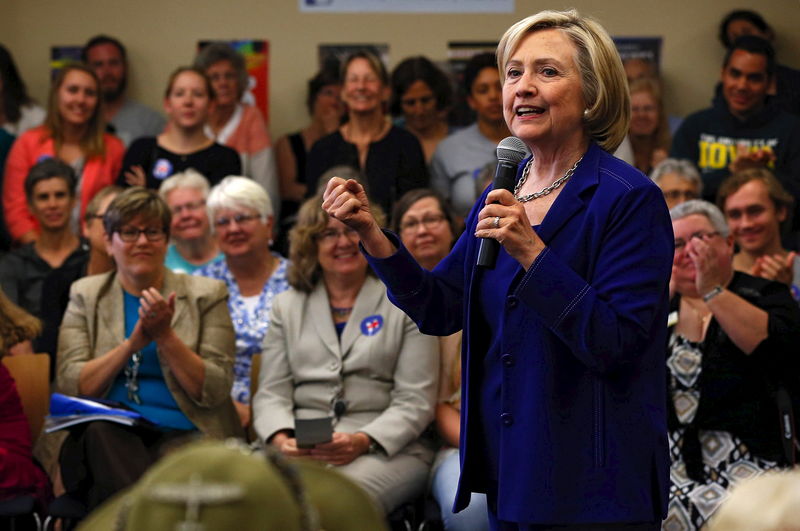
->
[360,315,383,336]
[153,159,173,180]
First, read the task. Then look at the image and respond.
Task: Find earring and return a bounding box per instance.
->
[583,108,590,120]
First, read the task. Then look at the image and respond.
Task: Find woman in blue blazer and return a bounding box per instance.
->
[323,9,673,530]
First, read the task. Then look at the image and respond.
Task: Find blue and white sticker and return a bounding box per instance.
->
[360,315,383,336]
[152,158,173,180]
[36,154,53,163]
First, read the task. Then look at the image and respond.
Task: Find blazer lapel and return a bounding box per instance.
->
[536,145,600,244]
[162,270,188,328]
[340,277,382,358]
[310,282,341,359]
[99,275,125,345]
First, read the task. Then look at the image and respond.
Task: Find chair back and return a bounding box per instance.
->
[2,353,51,446]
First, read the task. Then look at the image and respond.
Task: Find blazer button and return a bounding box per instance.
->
[501,354,515,367]
[507,296,518,309]
[501,412,514,426]
[329,363,339,372]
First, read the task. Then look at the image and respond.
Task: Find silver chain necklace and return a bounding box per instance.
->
[514,156,584,203]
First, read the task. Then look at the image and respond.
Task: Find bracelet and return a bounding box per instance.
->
[702,285,724,303]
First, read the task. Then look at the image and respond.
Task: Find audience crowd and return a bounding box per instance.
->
[1,8,800,530]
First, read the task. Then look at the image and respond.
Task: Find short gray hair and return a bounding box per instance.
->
[194,42,249,100]
[650,158,703,196]
[669,199,729,237]
[207,176,273,233]
[158,169,211,201]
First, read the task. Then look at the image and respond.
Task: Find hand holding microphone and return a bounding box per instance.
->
[476,137,531,268]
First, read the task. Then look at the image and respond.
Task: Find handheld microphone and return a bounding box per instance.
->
[476,137,531,269]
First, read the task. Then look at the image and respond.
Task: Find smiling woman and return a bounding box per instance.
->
[56,186,241,512]
[117,66,241,190]
[253,195,440,516]
[194,176,289,429]
[666,199,800,528]
[158,169,223,274]
[306,51,428,218]
[323,9,673,529]
[2,63,124,244]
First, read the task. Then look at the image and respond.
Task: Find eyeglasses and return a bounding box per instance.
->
[663,190,699,202]
[170,199,206,216]
[674,231,720,252]
[214,213,261,228]
[399,214,446,233]
[116,226,166,243]
[316,227,359,243]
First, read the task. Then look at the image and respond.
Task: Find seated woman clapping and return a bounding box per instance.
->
[666,199,800,528]
[252,195,439,514]
[56,187,241,511]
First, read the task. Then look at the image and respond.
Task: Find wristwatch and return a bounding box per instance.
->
[365,435,383,455]
[702,285,724,303]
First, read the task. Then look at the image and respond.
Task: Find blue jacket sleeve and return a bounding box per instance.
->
[364,193,490,336]
[514,182,673,373]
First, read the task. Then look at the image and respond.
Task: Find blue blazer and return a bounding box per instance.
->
[367,143,673,524]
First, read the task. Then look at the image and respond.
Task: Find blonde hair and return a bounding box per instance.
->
[496,9,630,152]
[0,289,41,356]
[44,64,106,158]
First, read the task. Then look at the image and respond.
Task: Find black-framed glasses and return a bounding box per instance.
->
[400,214,446,233]
[214,213,261,228]
[116,226,167,242]
[674,231,720,252]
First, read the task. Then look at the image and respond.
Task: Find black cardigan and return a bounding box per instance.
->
[667,272,800,466]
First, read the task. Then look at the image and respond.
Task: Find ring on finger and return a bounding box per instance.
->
[493,216,500,229]
[147,311,156,318]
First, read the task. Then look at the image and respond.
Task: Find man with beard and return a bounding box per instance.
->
[83,35,165,146]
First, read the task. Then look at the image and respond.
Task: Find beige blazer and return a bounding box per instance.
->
[56,269,242,439]
[253,276,439,458]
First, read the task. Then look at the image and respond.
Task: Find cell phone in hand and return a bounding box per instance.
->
[294,417,333,449]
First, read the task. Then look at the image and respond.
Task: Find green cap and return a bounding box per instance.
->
[78,439,389,531]
[78,439,305,531]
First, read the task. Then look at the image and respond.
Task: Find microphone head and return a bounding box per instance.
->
[496,137,530,165]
